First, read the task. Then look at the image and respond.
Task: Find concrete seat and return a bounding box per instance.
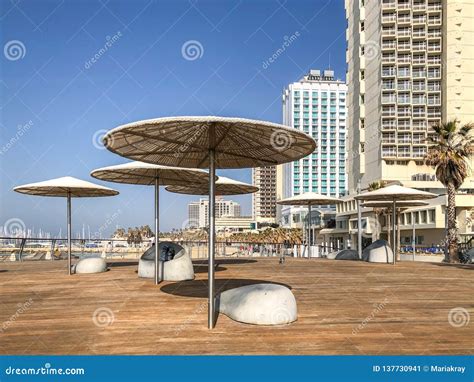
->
[218,283,297,325]
[75,257,107,274]
[138,242,194,281]
[362,239,394,263]
[335,249,359,261]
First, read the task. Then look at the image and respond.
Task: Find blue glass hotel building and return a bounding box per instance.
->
[279,69,348,228]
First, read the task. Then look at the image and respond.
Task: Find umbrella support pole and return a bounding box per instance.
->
[308,204,311,258]
[412,218,416,261]
[155,177,161,285]
[392,200,396,265]
[208,148,216,329]
[67,192,72,275]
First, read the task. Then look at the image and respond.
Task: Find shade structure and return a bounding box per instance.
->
[361,200,429,208]
[355,185,437,263]
[103,116,316,329]
[90,161,210,285]
[14,176,118,275]
[165,176,258,196]
[277,192,341,258]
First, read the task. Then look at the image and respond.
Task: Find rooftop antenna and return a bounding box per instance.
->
[328,53,331,70]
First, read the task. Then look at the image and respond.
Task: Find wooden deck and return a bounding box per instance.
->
[0,258,472,355]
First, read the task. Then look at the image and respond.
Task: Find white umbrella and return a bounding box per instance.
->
[355,185,437,264]
[165,176,258,195]
[103,116,316,329]
[14,177,119,274]
[277,192,341,257]
[91,161,210,284]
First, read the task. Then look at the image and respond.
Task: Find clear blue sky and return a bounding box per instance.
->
[0,0,346,237]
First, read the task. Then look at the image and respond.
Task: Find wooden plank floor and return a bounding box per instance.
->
[0,258,472,355]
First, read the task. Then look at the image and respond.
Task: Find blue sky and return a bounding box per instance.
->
[0,0,346,237]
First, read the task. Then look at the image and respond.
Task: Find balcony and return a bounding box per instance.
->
[398,15,411,24]
[382,148,397,157]
[412,16,426,24]
[412,56,426,65]
[413,70,426,79]
[382,68,396,77]
[427,82,441,91]
[382,28,396,37]
[397,29,411,37]
[427,97,441,105]
[413,110,426,118]
[428,110,441,118]
[413,96,426,105]
[382,54,396,63]
[397,42,411,51]
[428,44,441,53]
[398,149,411,158]
[428,56,441,65]
[413,29,426,38]
[398,109,411,118]
[413,121,427,131]
[382,109,396,117]
[413,2,426,11]
[381,0,396,9]
[428,3,442,12]
[413,83,426,91]
[398,121,411,131]
[427,70,441,79]
[398,96,411,104]
[382,119,396,129]
[412,43,426,52]
[398,55,411,64]
[398,2,410,10]
[382,41,396,50]
[382,95,397,104]
[428,16,442,25]
[382,14,396,23]
[398,82,411,91]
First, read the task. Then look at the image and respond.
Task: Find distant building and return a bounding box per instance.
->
[187,196,241,228]
[279,69,348,228]
[252,166,277,224]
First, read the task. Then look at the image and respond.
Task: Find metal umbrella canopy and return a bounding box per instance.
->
[103,116,316,329]
[277,192,341,257]
[355,185,437,264]
[90,161,210,285]
[13,176,119,275]
[165,176,258,196]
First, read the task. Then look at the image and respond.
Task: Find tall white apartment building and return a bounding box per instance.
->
[345,0,474,193]
[187,196,241,228]
[279,69,348,227]
[252,166,277,224]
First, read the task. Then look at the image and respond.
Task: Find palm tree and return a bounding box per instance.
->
[425,120,474,263]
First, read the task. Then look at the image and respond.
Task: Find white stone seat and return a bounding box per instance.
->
[75,257,107,274]
[138,242,194,281]
[362,239,394,263]
[218,283,297,325]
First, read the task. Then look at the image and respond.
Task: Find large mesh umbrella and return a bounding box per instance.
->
[14,176,119,274]
[277,192,341,257]
[355,185,437,264]
[103,116,316,328]
[91,161,210,284]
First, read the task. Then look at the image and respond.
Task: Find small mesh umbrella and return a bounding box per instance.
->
[14,177,119,274]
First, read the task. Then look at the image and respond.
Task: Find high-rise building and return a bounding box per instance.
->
[279,69,348,227]
[187,196,241,228]
[252,166,277,223]
[345,0,474,193]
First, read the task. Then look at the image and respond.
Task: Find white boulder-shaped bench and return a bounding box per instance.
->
[335,249,359,261]
[362,239,394,263]
[138,242,194,281]
[218,283,297,325]
[75,257,107,274]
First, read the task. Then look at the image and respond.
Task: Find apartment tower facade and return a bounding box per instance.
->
[345,0,474,193]
[252,166,277,224]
